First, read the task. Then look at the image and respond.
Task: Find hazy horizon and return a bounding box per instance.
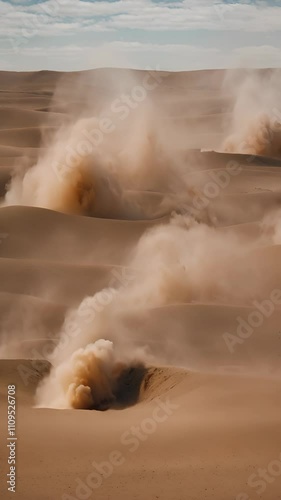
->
[1,0,281,72]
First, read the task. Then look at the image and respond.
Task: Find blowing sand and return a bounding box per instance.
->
[0,67,281,500]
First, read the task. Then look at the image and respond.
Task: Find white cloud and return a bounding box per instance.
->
[0,1,281,71]
[93,1,281,32]
[233,45,281,68]
[1,0,281,40]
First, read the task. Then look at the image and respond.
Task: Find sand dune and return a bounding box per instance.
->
[0,206,160,262]
[0,68,281,500]
[0,126,58,148]
[0,107,66,129]
[0,257,129,305]
[1,360,280,500]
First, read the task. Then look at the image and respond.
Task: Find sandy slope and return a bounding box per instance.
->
[0,68,281,500]
[0,362,280,500]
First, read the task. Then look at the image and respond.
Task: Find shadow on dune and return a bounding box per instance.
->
[94,364,147,411]
[94,365,187,411]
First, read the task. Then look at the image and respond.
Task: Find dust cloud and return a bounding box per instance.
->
[2,68,281,409]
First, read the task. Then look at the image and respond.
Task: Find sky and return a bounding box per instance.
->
[0,0,281,72]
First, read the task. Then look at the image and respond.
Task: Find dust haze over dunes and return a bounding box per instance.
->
[1,67,281,500]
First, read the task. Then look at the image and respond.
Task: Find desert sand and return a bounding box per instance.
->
[0,68,281,500]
